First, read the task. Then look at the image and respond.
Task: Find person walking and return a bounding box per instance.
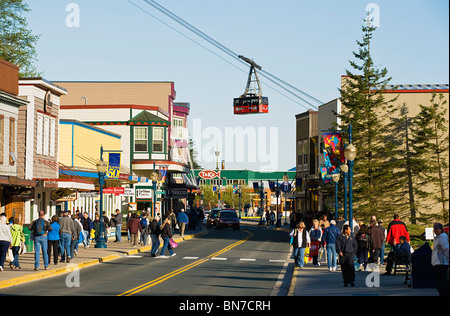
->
[113,209,123,242]
[177,209,189,239]
[80,212,93,248]
[70,214,82,258]
[150,214,161,257]
[377,219,386,265]
[127,213,142,247]
[386,214,410,249]
[9,217,25,270]
[30,210,52,270]
[290,222,310,269]
[355,224,372,271]
[0,214,12,271]
[368,219,384,266]
[139,212,149,246]
[158,216,176,258]
[323,219,341,271]
[59,210,75,263]
[309,219,323,266]
[431,222,449,296]
[336,224,358,287]
[47,215,61,266]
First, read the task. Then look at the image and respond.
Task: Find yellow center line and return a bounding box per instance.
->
[117,230,254,296]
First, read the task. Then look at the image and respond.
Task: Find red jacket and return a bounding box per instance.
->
[386,219,410,245]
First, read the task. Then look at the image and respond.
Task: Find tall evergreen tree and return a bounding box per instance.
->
[338,19,399,219]
[0,0,40,77]
[409,93,449,222]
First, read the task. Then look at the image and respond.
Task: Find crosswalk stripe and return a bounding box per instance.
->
[183,257,199,260]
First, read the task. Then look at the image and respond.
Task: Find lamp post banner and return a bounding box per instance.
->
[322,132,345,174]
[107,152,121,179]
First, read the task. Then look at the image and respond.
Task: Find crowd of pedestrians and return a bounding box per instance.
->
[288,212,448,294]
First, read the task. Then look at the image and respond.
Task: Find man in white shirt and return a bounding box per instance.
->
[432,222,449,296]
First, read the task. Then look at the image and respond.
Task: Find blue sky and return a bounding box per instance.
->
[25,0,449,171]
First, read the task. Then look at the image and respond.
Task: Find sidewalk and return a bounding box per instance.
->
[0,229,205,290]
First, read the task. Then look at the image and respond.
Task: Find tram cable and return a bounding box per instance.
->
[128,0,322,110]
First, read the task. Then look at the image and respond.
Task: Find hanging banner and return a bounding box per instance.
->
[107,152,121,179]
[322,132,345,173]
[320,164,339,184]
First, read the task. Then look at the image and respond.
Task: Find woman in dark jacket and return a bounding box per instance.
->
[355,224,372,271]
[150,215,161,257]
[159,217,176,257]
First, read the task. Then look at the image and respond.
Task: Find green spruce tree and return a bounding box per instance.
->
[338,19,399,220]
[409,93,449,222]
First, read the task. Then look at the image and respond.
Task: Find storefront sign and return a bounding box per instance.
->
[136,188,152,199]
[198,170,220,179]
[103,187,125,196]
[166,188,188,199]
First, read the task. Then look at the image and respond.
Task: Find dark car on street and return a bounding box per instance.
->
[216,210,240,230]
[206,208,220,228]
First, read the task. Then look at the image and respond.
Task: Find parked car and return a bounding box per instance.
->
[206,209,220,228]
[216,210,240,230]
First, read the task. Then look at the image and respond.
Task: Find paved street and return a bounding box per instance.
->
[0,219,439,298]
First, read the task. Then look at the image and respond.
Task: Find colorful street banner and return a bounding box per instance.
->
[322,132,345,167]
[320,164,340,184]
[107,152,121,179]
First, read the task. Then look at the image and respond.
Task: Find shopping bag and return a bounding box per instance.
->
[19,241,27,254]
[90,229,96,239]
[6,249,14,262]
[169,238,178,248]
[309,241,320,257]
[304,247,310,264]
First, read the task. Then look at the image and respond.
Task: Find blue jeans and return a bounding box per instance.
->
[150,234,160,255]
[59,232,72,260]
[326,243,338,269]
[115,224,122,242]
[380,243,385,265]
[160,237,173,256]
[82,230,90,247]
[293,247,306,267]
[33,235,49,269]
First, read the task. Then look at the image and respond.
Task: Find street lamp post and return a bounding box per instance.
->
[95,157,108,249]
[344,142,357,235]
[340,163,349,221]
[150,162,159,218]
[332,173,340,220]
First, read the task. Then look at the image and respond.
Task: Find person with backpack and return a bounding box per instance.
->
[140,212,149,246]
[355,224,372,271]
[30,210,52,270]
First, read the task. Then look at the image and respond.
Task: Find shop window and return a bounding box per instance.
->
[134,127,148,152]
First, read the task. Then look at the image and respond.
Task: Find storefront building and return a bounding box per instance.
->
[0,59,34,224]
